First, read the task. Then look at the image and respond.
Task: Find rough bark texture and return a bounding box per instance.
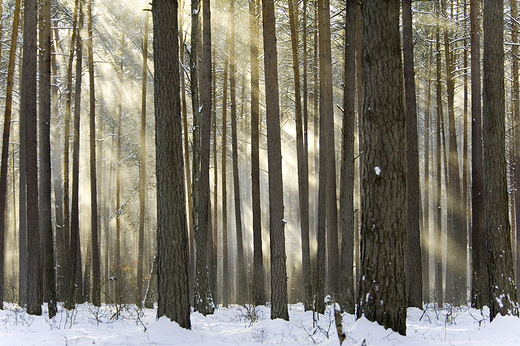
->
[357,0,407,335]
[23,0,42,316]
[39,0,57,318]
[153,0,191,329]
[482,0,518,320]
[338,0,356,314]
[221,34,229,308]
[249,0,265,307]
[402,0,423,309]
[262,0,289,321]
[194,0,214,315]
[512,0,520,300]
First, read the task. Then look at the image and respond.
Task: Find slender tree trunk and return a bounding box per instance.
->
[87,0,100,308]
[512,0,520,299]
[66,0,84,309]
[63,0,80,306]
[211,53,219,306]
[0,0,20,309]
[338,0,356,314]
[249,0,264,307]
[194,0,214,315]
[434,4,444,307]
[262,0,289,321]
[39,0,57,318]
[23,0,42,316]
[402,0,422,309]
[470,0,488,309]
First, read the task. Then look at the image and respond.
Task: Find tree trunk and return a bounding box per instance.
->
[402,0,423,309]
[482,0,518,319]
[262,0,289,321]
[66,0,84,310]
[23,0,42,316]
[87,0,101,308]
[357,0,407,335]
[249,0,264,307]
[434,5,444,307]
[194,0,214,315]
[338,0,356,314]
[512,0,520,300]
[153,0,191,329]
[38,0,57,318]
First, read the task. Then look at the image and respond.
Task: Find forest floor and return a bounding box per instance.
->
[0,301,518,345]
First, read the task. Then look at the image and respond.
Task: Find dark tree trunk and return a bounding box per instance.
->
[356,0,407,335]
[153,0,191,329]
[338,0,356,314]
[39,0,57,318]
[87,0,100,308]
[512,0,520,300]
[66,0,84,310]
[470,0,488,310]
[402,0,422,309]
[262,0,289,321]
[482,0,518,319]
[194,0,214,315]
[23,0,42,316]
[434,5,444,307]
[249,0,265,307]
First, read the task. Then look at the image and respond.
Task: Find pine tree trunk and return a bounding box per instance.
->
[221,33,230,308]
[262,0,289,321]
[402,0,423,309]
[38,0,57,318]
[23,0,42,316]
[153,0,191,329]
[482,0,518,319]
[194,0,214,315]
[357,0,407,335]
[338,0,356,314]
[249,0,265,307]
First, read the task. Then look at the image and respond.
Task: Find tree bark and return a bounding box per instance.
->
[249,0,265,307]
[153,0,191,329]
[338,0,356,314]
[262,0,289,321]
[402,0,423,309]
[357,0,407,335]
[482,0,518,319]
[23,0,42,316]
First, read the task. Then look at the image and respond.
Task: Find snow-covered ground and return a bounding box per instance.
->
[0,302,518,345]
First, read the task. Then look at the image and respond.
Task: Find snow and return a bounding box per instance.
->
[374,166,381,176]
[0,302,519,345]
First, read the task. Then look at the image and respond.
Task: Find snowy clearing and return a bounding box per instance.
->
[0,303,518,345]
